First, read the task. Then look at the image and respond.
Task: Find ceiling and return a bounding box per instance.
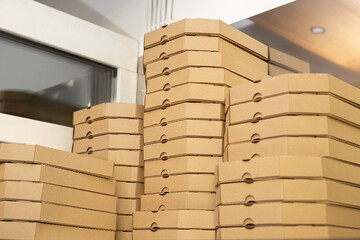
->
[251,0,360,72]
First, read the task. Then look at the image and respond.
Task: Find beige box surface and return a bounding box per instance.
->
[144,36,267,81]
[216,156,359,186]
[0,143,114,178]
[133,229,215,240]
[145,83,225,111]
[73,118,143,140]
[117,214,133,231]
[227,94,360,128]
[146,51,268,81]
[144,138,223,161]
[73,102,143,125]
[117,198,140,215]
[146,67,249,94]
[145,174,215,194]
[114,166,144,183]
[227,115,360,146]
[90,149,143,167]
[144,102,224,128]
[216,202,360,229]
[268,63,293,76]
[116,231,132,240]
[144,35,266,66]
[144,119,224,144]
[115,182,144,199]
[73,134,143,153]
[228,73,360,108]
[144,18,268,60]
[226,136,360,165]
[216,179,360,208]
[133,210,215,230]
[0,221,116,240]
[0,181,116,213]
[268,47,310,73]
[0,163,115,195]
[141,192,215,211]
[216,226,360,240]
[144,156,221,177]
[0,201,116,230]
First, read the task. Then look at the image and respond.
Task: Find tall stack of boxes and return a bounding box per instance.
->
[0,143,117,240]
[72,103,144,240]
[133,19,270,240]
[217,73,360,239]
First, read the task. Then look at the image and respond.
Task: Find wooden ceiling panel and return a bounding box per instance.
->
[251,0,360,71]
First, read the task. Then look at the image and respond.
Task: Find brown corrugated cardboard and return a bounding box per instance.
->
[145,83,225,111]
[73,118,143,140]
[117,214,133,231]
[269,47,310,73]
[144,102,224,128]
[133,210,215,230]
[144,35,265,66]
[90,149,143,167]
[216,226,360,240]
[216,156,359,186]
[0,181,117,213]
[228,74,360,108]
[216,202,360,229]
[141,192,215,211]
[144,156,221,177]
[145,174,215,194]
[73,134,143,153]
[143,19,268,60]
[0,201,116,230]
[0,163,115,195]
[116,198,140,215]
[133,229,215,240]
[0,143,114,178]
[226,136,360,165]
[216,179,360,208]
[113,166,144,183]
[227,94,360,128]
[73,102,143,126]
[116,231,132,240]
[146,67,249,94]
[268,63,293,76]
[144,119,224,144]
[115,182,144,199]
[144,36,267,81]
[227,115,360,146]
[0,221,116,240]
[145,51,268,81]
[144,138,223,161]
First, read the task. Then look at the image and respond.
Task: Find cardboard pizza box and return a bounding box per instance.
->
[116,198,140,215]
[268,47,310,73]
[144,102,224,128]
[133,229,215,240]
[144,119,224,144]
[141,192,215,211]
[115,182,144,199]
[144,18,268,60]
[73,102,143,126]
[90,149,143,167]
[113,166,144,183]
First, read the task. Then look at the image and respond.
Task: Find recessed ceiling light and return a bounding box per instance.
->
[311,26,326,34]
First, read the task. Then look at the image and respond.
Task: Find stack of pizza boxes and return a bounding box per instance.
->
[0,143,117,240]
[73,103,144,240]
[133,19,270,240]
[216,73,360,239]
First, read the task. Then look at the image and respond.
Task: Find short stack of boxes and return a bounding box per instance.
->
[0,143,117,240]
[267,47,310,76]
[72,103,144,240]
[133,18,270,240]
[216,73,360,239]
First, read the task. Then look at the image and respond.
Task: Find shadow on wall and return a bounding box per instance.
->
[234,20,360,88]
